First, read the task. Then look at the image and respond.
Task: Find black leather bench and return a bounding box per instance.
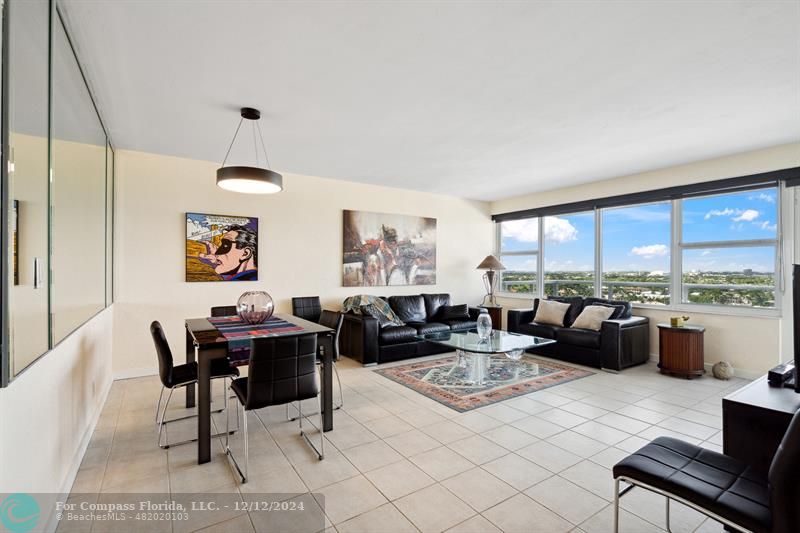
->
[612,409,799,533]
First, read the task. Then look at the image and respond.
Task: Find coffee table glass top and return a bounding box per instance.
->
[415,329,555,354]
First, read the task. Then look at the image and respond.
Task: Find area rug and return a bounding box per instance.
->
[374,354,593,412]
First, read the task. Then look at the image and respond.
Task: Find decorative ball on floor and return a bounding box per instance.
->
[712,361,734,380]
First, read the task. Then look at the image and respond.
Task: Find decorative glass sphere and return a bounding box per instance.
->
[476,311,493,340]
[237,291,274,324]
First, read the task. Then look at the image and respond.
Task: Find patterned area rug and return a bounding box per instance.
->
[375,354,593,412]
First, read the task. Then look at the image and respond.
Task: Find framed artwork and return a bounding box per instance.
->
[343,209,436,287]
[185,212,258,282]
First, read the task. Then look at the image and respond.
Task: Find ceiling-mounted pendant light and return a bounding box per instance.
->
[216,107,283,194]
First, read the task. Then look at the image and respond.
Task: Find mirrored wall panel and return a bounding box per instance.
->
[2,0,114,381]
[50,13,109,344]
[6,0,50,374]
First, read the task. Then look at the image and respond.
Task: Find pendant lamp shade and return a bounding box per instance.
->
[216,107,283,194]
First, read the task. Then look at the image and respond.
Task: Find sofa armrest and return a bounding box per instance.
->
[340,313,379,365]
[468,307,483,320]
[507,308,535,333]
[600,315,650,371]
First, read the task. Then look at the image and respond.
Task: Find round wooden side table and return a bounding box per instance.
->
[657,323,705,379]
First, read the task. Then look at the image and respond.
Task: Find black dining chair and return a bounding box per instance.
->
[224,333,324,483]
[151,321,239,448]
[211,305,238,317]
[612,408,800,533]
[291,296,322,323]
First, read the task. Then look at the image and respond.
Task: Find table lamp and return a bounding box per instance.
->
[476,255,506,306]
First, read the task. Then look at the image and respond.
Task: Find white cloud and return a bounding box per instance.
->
[501,219,538,242]
[630,244,669,259]
[732,209,759,222]
[704,208,735,220]
[544,216,578,243]
[701,250,713,256]
[759,220,777,231]
[750,192,776,203]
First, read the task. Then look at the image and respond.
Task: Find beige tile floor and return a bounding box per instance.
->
[67,354,749,533]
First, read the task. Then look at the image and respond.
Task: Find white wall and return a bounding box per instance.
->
[0,308,113,494]
[493,143,800,378]
[113,149,493,375]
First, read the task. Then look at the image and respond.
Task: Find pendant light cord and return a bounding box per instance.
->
[255,121,272,169]
[221,117,244,167]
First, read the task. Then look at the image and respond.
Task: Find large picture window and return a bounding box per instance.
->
[601,202,671,305]
[543,213,595,297]
[679,188,778,308]
[498,219,538,294]
[495,186,781,311]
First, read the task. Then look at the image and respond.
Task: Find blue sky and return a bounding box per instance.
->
[500,187,778,273]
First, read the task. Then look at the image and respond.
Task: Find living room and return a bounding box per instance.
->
[0,2,798,533]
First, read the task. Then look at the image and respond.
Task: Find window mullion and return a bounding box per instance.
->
[672,199,682,305]
[538,217,544,298]
[595,208,602,298]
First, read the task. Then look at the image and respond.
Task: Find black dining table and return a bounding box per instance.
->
[185,313,335,464]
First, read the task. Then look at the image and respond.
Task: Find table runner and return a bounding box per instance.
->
[207,315,305,366]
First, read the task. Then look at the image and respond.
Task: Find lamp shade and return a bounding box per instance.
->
[476,255,506,270]
[216,166,283,194]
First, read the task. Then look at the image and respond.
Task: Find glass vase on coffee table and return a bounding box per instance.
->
[416,329,555,386]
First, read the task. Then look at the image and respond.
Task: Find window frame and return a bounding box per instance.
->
[494,186,783,318]
[496,219,541,296]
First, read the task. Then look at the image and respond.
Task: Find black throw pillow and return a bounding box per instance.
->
[593,302,625,320]
[439,304,470,321]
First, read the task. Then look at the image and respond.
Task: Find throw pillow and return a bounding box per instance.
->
[439,304,470,321]
[593,302,625,320]
[571,305,615,331]
[532,299,571,327]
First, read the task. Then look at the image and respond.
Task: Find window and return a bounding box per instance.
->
[601,202,671,305]
[680,188,778,308]
[498,219,538,294]
[543,212,594,297]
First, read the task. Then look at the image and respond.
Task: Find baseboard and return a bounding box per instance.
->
[114,367,157,380]
[649,352,761,381]
[42,374,114,533]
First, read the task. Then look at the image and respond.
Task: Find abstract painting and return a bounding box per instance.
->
[186,212,258,282]
[343,209,436,286]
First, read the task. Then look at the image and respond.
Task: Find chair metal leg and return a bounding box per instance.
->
[298,398,325,461]
[614,478,620,533]
[666,497,672,533]
[155,387,165,424]
[224,401,248,484]
[157,388,175,448]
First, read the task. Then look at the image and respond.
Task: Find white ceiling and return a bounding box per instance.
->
[61,0,800,201]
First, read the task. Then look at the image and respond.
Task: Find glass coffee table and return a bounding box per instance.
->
[415,329,556,386]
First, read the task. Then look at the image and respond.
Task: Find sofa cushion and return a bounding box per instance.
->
[534,296,584,326]
[379,326,419,345]
[422,293,452,320]
[517,322,559,339]
[533,299,571,327]
[585,297,632,319]
[446,319,477,332]
[557,327,601,349]
[572,305,615,331]
[388,295,427,323]
[439,304,470,321]
[414,322,450,335]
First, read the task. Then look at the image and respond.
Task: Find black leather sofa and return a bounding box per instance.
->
[507,296,649,371]
[340,293,481,365]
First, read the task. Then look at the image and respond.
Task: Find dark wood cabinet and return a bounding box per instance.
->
[723,376,800,476]
[657,323,705,379]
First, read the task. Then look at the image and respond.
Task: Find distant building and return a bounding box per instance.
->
[743,269,753,276]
